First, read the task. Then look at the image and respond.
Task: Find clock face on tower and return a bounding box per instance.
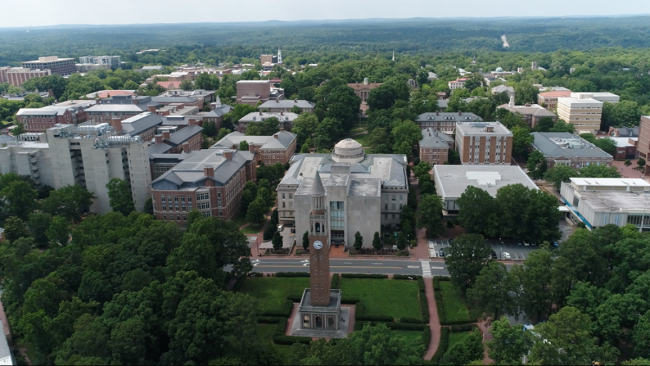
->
[313,240,323,250]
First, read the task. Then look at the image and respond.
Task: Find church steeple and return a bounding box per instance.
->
[311,172,325,211]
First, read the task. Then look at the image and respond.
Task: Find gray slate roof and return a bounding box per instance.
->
[204,104,233,118]
[531,132,613,159]
[258,100,315,110]
[86,104,145,113]
[121,112,163,137]
[166,125,203,146]
[416,112,483,122]
[151,96,200,104]
[16,108,68,116]
[212,131,296,150]
[148,143,173,155]
[420,128,454,148]
[614,126,639,137]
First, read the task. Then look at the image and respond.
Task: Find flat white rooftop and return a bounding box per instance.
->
[434,165,537,199]
[569,177,650,188]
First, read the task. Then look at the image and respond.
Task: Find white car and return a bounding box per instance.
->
[523,241,531,247]
[502,252,511,260]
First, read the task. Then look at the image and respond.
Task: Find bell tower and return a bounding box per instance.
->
[309,172,330,306]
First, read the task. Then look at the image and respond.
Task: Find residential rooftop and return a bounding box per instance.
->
[258,99,315,109]
[531,132,613,159]
[455,121,512,136]
[434,165,538,199]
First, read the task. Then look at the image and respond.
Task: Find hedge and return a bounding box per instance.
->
[274,318,288,336]
[257,316,283,324]
[400,317,425,324]
[341,296,360,304]
[341,273,388,279]
[417,277,426,292]
[260,299,293,317]
[354,321,426,331]
[287,295,303,302]
[441,318,478,326]
[421,325,431,356]
[430,327,449,365]
[275,272,310,277]
[433,279,477,326]
[420,293,430,324]
[393,274,419,280]
[273,335,312,345]
[249,272,264,277]
[231,275,247,292]
[331,273,339,289]
[449,324,478,332]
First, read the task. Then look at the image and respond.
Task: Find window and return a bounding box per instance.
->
[197,193,209,201]
[282,193,286,199]
[289,193,293,199]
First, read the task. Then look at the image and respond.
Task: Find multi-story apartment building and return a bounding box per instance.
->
[6,68,51,86]
[151,148,256,223]
[149,122,203,156]
[0,66,10,83]
[276,138,409,246]
[202,97,233,130]
[212,130,297,166]
[16,107,74,132]
[557,96,603,134]
[0,123,151,213]
[415,112,483,134]
[448,77,469,90]
[455,122,513,165]
[236,80,284,105]
[531,132,613,169]
[79,56,121,69]
[237,111,299,133]
[22,56,76,76]
[258,99,315,113]
[635,116,650,175]
[498,97,557,129]
[537,90,571,111]
[419,128,454,166]
[85,104,148,123]
[114,112,164,142]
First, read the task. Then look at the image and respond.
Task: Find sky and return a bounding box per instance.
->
[2,0,650,28]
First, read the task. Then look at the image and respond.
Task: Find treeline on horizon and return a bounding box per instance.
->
[1,16,650,66]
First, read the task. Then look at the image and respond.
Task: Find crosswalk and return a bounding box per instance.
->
[420,260,432,278]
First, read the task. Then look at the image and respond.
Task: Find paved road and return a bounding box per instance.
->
[251,258,451,276]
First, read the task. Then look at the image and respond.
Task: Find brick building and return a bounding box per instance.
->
[17,108,74,132]
[0,66,10,83]
[498,97,557,129]
[415,112,483,134]
[149,123,203,155]
[609,137,637,161]
[202,97,233,130]
[237,111,299,133]
[419,128,454,166]
[151,149,256,223]
[531,132,613,169]
[455,122,513,165]
[6,68,51,87]
[258,99,315,113]
[537,90,571,111]
[448,77,469,90]
[212,130,297,166]
[114,112,164,142]
[637,116,650,175]
[85,104,147,123]
[236,80,284,105]
[348,79,382,116]
[22,56,76,76]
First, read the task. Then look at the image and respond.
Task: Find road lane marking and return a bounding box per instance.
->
[254,265,403,269]
[431,267,445,270]
[407,266,420,269]
[421,261,432,278]
[344,262,352,264]
[372,263,383,265]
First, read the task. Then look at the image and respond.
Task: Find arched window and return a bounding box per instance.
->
[315,222,321,233]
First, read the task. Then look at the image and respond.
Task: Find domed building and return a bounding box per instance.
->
[276,138,409,249]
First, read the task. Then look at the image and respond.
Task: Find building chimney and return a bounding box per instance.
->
[273,133,279,139]
[259,111,263,115]
[189,118,197,126]
[110,117,122,132]
[95,97,101,105]
[162,131,171,140]
[155,134,163,144]
[458,111,462,116]
[148,105,157,113]
[276,99,279,103]
[182,142,190,153]
[436,111,439,116]
[223,150,233,161]
[294,98,297,103]
[279,125,285,132]
[204,166,214,177]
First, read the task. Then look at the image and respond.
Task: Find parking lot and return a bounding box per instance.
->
[428,238,538,261]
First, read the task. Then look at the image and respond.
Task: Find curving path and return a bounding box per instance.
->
[423,277,442,360]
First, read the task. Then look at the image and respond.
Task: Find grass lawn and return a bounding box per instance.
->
[439,281,471,322]
[339,278,422,320]
[239,277,309,314]
[448,331,471,350]
[353,134,370,147]
[231,214,266,234]
[394,330,423,345]
[256,324,292,358]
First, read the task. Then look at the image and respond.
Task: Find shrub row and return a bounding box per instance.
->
[442,318,478,326]
[449,324,478,333]
[231,275,247,292]
[260,299,293,317]
[257,316,283,324]
[331,273,339,289]
[420,293,430,324]
[393,274,419,280]
[421,325,431,357]
[400,317,425,324]
[354,321,426,331]
[433,278,476,326]
[417,276,426,292]
[275,272,310,277]
[341,273,388,279]
[249,272,264,277]
[341,296,360,304]
[287,295,302,302]
[430,327,449,365]
[273,335,312,345]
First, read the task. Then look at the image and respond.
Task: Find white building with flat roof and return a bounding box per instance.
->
[570,92,620,104]
[560,178,650,230]
[433,165,538,214]
[557,96,603,134]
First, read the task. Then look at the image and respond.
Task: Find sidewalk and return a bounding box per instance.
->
[423,277,441,360]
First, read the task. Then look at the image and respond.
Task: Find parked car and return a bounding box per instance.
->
[491,250,498,259]
[517,240,524,246]
[523,241,531,247]
[439,248,446,257]
[502,252,511,260]
[277,225,284,232]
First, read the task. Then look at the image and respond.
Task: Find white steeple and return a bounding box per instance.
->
[278,49,282,64]
[215,95,221,108]
[392,51,395,61]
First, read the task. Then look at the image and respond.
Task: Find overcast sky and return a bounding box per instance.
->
[2,0,650,28]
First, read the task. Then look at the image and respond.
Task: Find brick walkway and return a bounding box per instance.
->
[477,320,495,364]
[423,277,441,360]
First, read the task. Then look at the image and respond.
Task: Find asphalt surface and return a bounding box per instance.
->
[251,258,451,276]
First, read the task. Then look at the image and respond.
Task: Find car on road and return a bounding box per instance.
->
[277,225,284,232]
[523,241,531,247]
[491,250,498,259]
[502,252,511,260]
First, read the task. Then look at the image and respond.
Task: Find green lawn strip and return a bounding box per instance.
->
[353,134,370,147]
[339,278,422,321]
[447,331,471,350]
[256,324,292,358]
[241,223,264,234]
[439,281,471,322]
[393,330,423,345]
[240,277,310,314]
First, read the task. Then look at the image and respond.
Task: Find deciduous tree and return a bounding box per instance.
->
[444,233,491,293]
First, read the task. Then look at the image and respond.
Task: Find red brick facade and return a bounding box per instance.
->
[18,109,73,132]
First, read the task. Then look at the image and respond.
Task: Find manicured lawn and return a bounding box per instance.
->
[231,214,265,234]
[448,331,471,349]
[239,277,309,314]
[339,278,422,320]
[439,281,471,322]
[353,134,370,147]
[394,330,423,344]
[256,324,292,358]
